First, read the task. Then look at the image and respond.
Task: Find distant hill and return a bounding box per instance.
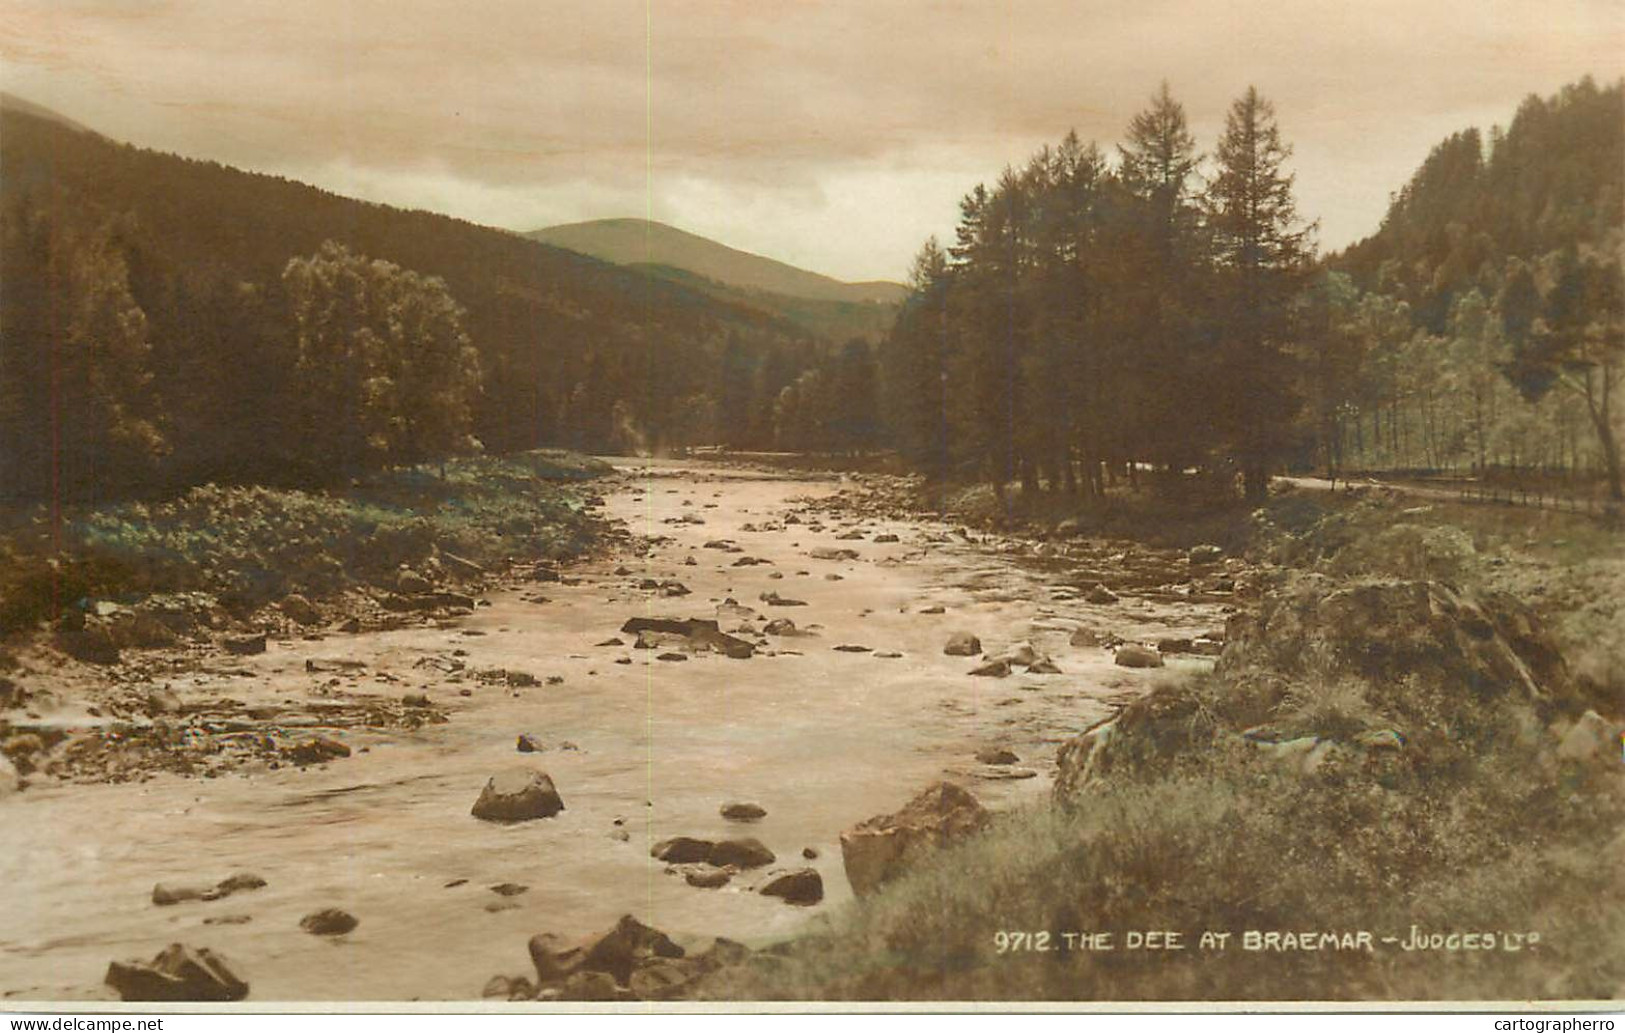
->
[529,218,906,304]
[528,218,906,342]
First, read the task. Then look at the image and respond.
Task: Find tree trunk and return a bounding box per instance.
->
[1589,405,1623,502]
[1243,461,1269,503]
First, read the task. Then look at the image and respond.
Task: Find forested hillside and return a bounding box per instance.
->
[0,102,825,500]
[529,219,906,305]
[880,76,1624,501]
[1327,77,1623,495]
[529,219,905,345]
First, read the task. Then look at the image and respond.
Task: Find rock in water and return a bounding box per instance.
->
[1114,644,1164,668]
[222,633,267,656]
[1086,584,1120,605]
[215,872,267,894]
[651,836,714,864]
[975,747,1020,766]
[685,866,732,889]
[839,782,990,896]
[105,944,248,1002]
[471,770,565,822]
[943,632,982,657]
[300,908,358,936]
[619,617,755,659]
[809,546,859,561]
[759,868,824,906]
[968,658,1012,677]
[582,914,684,985]
[151,883,211,906]
[720,802,767,822]
[708,838,775,868]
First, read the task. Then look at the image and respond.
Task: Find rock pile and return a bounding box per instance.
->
[487,915,750,1001]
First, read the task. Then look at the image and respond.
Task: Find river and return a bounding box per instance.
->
[0,458,1230,1001]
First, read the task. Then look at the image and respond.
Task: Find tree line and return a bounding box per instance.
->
[882,83,1312,503]
[879,76,1623,502]
[1,78,1619,505]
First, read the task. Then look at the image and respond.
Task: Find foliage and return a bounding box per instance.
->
[881,84,1313,501]
[1327,77,1624,499]
[0,451,608,631]
[0,106,821,501]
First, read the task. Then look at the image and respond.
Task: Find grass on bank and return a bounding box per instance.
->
[0,450,612,634]
[707,670,1624,1002]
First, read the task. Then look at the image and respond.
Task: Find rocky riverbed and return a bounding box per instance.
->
[0,458,1249,1002]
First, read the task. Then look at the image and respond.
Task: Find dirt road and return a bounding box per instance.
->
[1,458,1234,1001]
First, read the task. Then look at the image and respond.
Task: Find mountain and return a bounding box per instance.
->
[527,218,907,343]
[529,218,906,305]
[0,96,822,497]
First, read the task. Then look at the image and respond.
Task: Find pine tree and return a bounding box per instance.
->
[1206,87,1315,500]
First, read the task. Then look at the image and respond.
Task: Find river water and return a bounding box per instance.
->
[0,458,1227,1001]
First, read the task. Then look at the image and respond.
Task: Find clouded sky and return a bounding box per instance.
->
[3,0,1620,282]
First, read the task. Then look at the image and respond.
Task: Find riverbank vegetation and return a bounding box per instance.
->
[0,450,609,637]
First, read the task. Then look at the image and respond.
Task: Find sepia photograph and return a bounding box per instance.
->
[0,0,1622,1014]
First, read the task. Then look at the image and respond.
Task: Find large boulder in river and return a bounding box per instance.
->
[471,770,565,822]
[619,617,754,659]
[840,782,990,896]
[943,632,982,657]
[651,836,714,864]
[105,944,248,1002]
[760,868,824,906]
[707,837,775,869]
